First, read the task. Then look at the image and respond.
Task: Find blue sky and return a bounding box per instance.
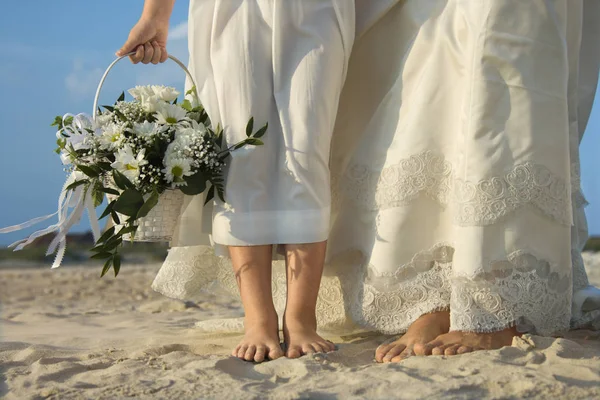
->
[0,1,598,246]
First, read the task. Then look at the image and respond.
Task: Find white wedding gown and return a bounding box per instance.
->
[153,0,600,335]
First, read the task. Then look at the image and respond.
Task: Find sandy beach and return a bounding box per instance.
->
[1,254,600,400]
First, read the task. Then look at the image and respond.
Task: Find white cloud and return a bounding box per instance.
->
[169,20,188,40]
[65,59,103,98]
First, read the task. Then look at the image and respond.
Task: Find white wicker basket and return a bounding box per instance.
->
[94,53,197,243]
[123,190,184,242]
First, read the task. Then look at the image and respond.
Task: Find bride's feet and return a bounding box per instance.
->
[232,314,284,363]
[375,310,450,363]
[283,313,336,359]
[414,326,520,356]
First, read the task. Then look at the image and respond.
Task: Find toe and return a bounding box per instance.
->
[286,345,302,359]
[312,343,326,353]
[244,345,257,361]
[382,344,406,363]
[391,346,416,362]
[457,346,472,354]
[414,341,440,356]
[254,346,267,363]
[432,344,451,356]
[325,340,336,352]
[375,344,394,362]
[268,345,284,360]
[237,345,248,359]
[301,344,316,355]
[232,345,240,357]
[444,344,461,356]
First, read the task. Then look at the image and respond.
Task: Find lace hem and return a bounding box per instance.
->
[334,151,573,226]
[153,244,579,336]
[450,251,571,336]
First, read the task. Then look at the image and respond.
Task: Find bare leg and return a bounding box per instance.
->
[414,326,520,356]
[283,241,336,358]
[229,245,284,362]
[375,310,450,362]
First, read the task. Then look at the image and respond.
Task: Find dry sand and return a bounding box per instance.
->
[1,255,600,400]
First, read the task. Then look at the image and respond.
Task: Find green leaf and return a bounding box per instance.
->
[245,117,254,137]
[185,86,197,97]
[117,91,125,103]
[204,185,215,205]
[91,251,112,260]
[136,191,159,219]
[97,226,116,244]
[181,99,193,112]
[77,165,100,178]
[96,162,113,171]
[180,172,207,196]
[114,109,127,122]
[51,116,63,128]
[112,170,134,190]
[100,258,113,277]
[253,123,268,138]
[245,138,264,146]
[113,253,121,277]
[113,189,145,217]
[103,237,123,252]
[92,183,104,208]
[110,210,120,225]
[65,179,89,191]
[64,116,74,126]
[118,225,138,235]
[172,97,178,105]
[102,105,115,112]
[99,202,114,220]
[98,186,120,196]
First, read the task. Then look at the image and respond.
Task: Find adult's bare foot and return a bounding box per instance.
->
[283,314,336,359]
[375,310,450,363]
[232,314,284,363]
[413,326,520,356]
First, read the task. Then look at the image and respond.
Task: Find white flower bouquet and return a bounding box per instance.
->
[1,55,266,277]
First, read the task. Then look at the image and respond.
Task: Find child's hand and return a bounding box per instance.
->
[116,17,169,64]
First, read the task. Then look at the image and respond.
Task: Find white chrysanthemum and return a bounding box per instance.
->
[95,112,114,128]
[156,103,188,126]
[133,121,160,138]
[111,146,148,181]
[151,85,180,102]
[99,123,126,150]
[163,157,193,184]
[128,86,155,102]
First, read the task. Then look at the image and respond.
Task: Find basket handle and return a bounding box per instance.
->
[92,52,199,120]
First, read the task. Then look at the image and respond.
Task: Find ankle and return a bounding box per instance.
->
[244,309,278,329]
[283,310,317,331]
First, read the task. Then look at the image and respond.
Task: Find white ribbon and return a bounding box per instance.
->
[1,170,101,269]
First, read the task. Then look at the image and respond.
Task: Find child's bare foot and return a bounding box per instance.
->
[414,326,520,356]
[375,310,450,363]
[283,314,336,358]
[232,315,284,363]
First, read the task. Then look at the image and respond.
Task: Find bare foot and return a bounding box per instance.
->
[414,326,521,356]
[375,310,450,363]
[232,315,284,363]
[283,314,336,359]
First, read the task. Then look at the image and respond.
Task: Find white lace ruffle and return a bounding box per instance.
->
[335,151,573,226]
[153,243,582,336]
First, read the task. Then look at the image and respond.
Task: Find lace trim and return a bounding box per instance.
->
[450,251,571,335]
[335,151,572,226]
[153,244,575,336]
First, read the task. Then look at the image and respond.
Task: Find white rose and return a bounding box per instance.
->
[140,96,160,113]
[151,85,180,102]
[128,85,155,102]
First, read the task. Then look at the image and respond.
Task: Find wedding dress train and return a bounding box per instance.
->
[153,0,600,335]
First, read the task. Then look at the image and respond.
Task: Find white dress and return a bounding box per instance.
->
[153,0,600,336]
[178,0,354,249]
